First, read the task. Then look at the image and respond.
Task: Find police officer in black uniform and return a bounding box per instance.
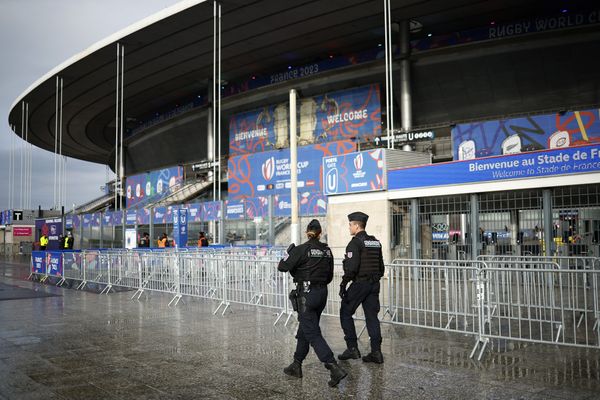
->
[338,211,385,364]
[278,219,348,387]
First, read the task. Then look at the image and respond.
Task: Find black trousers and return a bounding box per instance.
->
[339,280,382,352]
[294,286,335,363]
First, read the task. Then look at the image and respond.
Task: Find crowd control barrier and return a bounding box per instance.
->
[29,248,600,359]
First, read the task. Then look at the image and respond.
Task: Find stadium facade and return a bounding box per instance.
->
[4,0,600,261]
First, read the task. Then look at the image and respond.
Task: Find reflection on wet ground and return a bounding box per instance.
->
[0,257,598,399]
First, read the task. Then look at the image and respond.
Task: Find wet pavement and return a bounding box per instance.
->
[0,256,599,399]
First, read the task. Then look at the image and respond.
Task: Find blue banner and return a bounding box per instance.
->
[153,207,167,224]
[31,251,45,274]
[202,201,221,221]
[62,252,81,272]
[244,197,268,219]
[229,140,355,199]
[126,166,184,208]
[273,193,327,217]
[35,218,63,250]
[388,144,600,190]
[452,109,600,160]
[229,85,380,156]
[82,214,92,228]
[126,210,137,225]
[46,251,63,277]
[172,208,188,248]
[225,200,245,220]
[323,149,386,195]
[187,203,202,222]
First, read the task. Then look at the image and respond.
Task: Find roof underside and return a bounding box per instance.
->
[8,0,599,167]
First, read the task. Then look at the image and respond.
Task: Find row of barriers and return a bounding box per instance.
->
[30,248,599,360]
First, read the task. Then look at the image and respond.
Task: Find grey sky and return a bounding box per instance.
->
[0,0,182,211]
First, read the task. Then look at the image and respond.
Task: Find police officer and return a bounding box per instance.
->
[338,211,385,364]
[278,219,348,387]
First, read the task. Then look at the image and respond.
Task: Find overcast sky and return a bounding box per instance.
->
[0,0,183,211]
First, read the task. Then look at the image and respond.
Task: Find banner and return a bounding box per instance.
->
[63,252,81,273]
[31,251,45,274]
[225,200,245,220]
[187,203,203,222]
[46,251,63,277]
[452,109,600,160]
[388,143,600,190]
[35,218,63,250]
[172,208,188,248]
[229,85,380,156]
[125,166,184,208]
[323,148,386,195]
[229,140,355,199]
[244,197,268,219]
[126,210,137,225]
[13,227,33,237]
[125,229,137,249]
[202,201,221,221]
[273,193,327,217]
[153,207,167,224]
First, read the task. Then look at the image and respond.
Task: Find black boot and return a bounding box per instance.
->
[325,362,347,387]
[337,347,361,360]
[362,350,384,364]
[283,359,303,378]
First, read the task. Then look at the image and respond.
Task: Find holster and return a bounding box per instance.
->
[289,289,299,312]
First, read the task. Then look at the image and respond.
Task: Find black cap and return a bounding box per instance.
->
[348,212,369,223]
[307,219,322,232]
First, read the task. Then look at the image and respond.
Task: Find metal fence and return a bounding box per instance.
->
[29,249,600,360]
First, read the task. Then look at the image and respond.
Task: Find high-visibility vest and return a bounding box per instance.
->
[40,236,49,246]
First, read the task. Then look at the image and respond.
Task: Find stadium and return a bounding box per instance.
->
[3,0,600,261]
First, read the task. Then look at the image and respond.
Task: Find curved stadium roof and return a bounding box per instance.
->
[8,0,600,170]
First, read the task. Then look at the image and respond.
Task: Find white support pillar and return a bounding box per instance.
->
[290,89,299,245]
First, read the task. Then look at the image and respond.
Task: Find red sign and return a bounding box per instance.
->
[13,227,32,237]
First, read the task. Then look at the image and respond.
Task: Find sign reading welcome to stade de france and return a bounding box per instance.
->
[323,149,386,195]
[229,85,381,156]
[228,140,355,199]
[388,144,600,190]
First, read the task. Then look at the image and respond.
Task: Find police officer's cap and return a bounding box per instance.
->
[347,211,369,223]
[307,219,322,232]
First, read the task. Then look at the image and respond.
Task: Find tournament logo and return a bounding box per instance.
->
[262,157,275,181]
[325,168,338,194]
[354,153,363,171]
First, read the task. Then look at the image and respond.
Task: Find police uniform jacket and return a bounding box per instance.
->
[342,231,384,284]
[278,238,334,284]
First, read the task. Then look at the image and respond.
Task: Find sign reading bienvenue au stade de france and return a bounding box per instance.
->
[388,144,600,190]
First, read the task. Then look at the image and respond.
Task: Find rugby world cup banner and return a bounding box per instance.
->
[388,143,600,190]
[245,197,268,219]
[172,208,188,248]
[125,166,184,208]
[452,109,600,160]
[229,140,355,199]
[323,149,386,195]
[153,207,167,224]
[274,193,327,217]
[202,201,221,221]
[229,85,381,156]
[187,203,202,222]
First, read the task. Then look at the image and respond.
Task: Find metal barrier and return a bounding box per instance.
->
[29,249,600,360]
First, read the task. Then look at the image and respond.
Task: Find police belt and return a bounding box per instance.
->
[295,281,327,287]
[354,275,380,283]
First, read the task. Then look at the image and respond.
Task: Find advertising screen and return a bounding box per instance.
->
[125,166,184,208]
